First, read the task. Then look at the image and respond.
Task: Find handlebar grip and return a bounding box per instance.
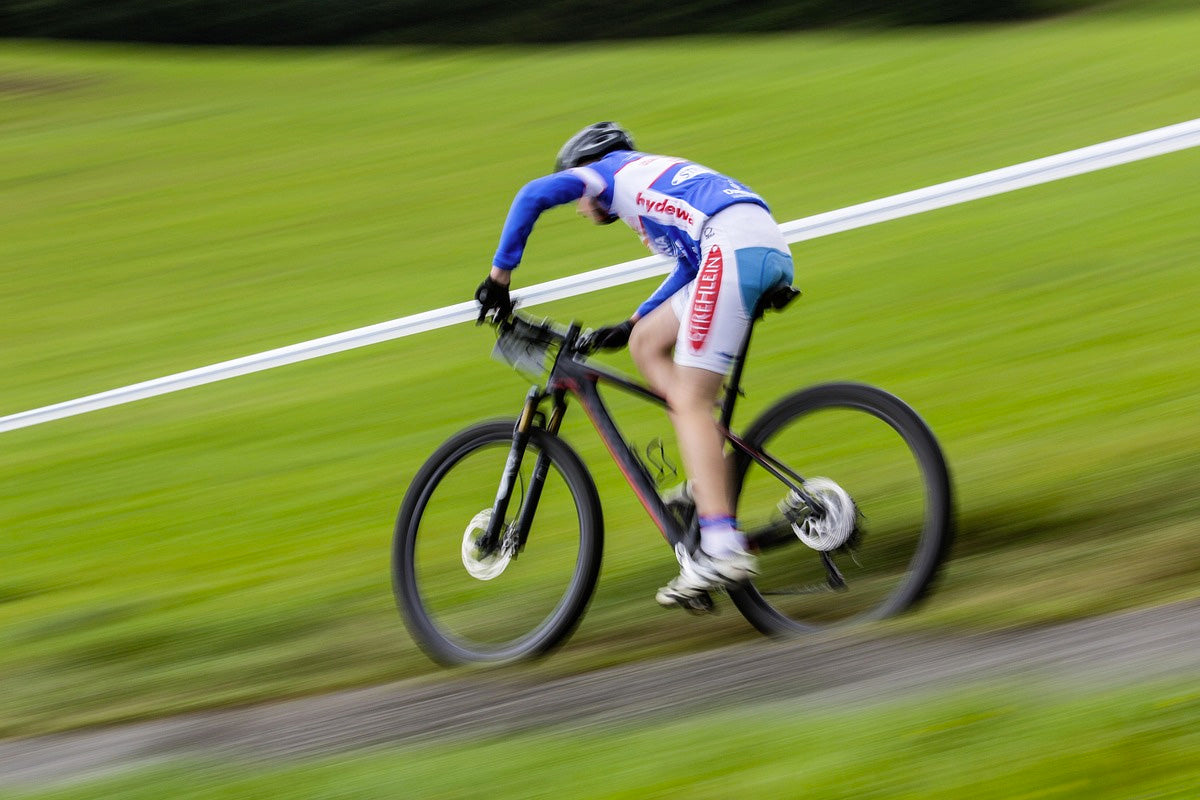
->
[574,330,598,354]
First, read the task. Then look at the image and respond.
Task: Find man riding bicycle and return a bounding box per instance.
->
[475,122,795,611]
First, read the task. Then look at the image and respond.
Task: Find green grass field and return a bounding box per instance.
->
[2,0,1199,762]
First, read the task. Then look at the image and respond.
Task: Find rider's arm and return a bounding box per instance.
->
[492,172,588,270]
[634,257,695,319]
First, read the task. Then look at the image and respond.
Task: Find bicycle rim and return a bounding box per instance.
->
[394,421,602,664]
[731,383,952,634]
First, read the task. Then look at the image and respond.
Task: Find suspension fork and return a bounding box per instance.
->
[479,387,541,553]
[513,390,567,552]
[479,387,567,555]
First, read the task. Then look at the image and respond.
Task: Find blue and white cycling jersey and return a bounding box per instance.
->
[492,150,770,318]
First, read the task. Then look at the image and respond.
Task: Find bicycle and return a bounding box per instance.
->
[392,285,953,665]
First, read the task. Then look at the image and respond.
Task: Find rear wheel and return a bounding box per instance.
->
[393,420,603,664]
[730,383,952,635]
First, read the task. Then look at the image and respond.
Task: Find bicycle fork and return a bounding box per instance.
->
[478,388,566,557]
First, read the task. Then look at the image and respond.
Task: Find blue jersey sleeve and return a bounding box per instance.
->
[635,257,695,319]
[492,173,588,270]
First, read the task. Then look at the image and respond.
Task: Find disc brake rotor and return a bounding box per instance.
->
[461,509,514,580]
[793,477,857,551]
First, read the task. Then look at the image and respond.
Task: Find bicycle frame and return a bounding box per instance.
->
[398,287,953,660]
[482,286,812,555]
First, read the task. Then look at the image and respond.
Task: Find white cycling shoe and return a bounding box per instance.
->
[655,543,758,612]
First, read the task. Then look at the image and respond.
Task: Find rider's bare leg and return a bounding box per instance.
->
[629,304,733,524]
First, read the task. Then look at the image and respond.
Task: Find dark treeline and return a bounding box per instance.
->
[1,0,1098,45]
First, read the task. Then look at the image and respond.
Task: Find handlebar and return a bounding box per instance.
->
[490,312,596,378]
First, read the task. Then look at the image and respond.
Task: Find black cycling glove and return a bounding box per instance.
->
[589,319,636,350]
[474,276,513,324]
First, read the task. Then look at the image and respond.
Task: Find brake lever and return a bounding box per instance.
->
[573,327,604,357]
[575,329,596,352]
[480,299,521,328]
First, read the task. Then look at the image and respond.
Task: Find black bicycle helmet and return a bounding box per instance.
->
[554,122,634,172]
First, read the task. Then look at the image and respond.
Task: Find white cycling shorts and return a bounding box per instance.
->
[670,203,794,374]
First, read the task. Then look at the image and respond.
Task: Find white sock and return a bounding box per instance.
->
[700,523,748,559]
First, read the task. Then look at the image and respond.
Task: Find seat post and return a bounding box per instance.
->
[718,296,768,429]
[717,284,799,430]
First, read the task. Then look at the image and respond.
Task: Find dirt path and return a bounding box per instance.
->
[3,600,1198,788]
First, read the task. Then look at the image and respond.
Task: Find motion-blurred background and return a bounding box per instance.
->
[2,0,1198,796]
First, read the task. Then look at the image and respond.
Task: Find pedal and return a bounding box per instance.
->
[682,591,716,615]
[658,590,716,615]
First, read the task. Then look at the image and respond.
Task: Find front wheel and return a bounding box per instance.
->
[393,420,603,664]
[730,383,953,635]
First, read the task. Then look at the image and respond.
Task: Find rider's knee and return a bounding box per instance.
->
[628,319,665,366]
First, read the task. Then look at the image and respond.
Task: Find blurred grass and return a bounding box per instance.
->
[10,676,1200,798]
[2,1,1200,738]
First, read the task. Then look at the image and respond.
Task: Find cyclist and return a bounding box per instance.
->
[475,122,794,611]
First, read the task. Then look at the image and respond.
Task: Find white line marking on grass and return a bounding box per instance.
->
[4,117,1199,433]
